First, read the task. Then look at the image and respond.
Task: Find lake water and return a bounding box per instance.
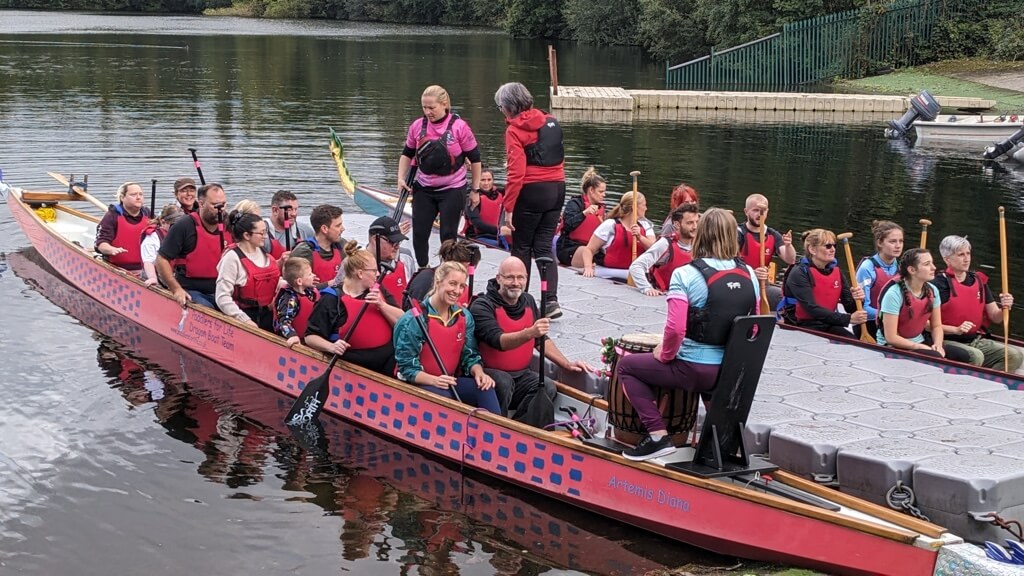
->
[2,9,1023,575]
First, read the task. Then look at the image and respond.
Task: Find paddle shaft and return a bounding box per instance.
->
[627,171,640,287]
[392,166,418,222]
[188,148,206,185]
[758,217,770,314]
[919,219,931,249]
[536,257,553,389]
[999,207,1010,371]
[838,234,876,344]
[150,179,157,216]
[413,301,463,403]
[47,172,107,212]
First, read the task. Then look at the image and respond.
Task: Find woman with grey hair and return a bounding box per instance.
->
[494,81,566,318]
[932,234,1022,371]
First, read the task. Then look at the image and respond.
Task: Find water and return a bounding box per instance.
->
[2,10,1023,575]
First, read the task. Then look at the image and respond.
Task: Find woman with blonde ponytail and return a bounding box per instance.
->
[556,167,607,267]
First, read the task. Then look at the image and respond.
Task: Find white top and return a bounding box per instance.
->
[215,248,274,323]
[628,236,692,291]
[669,258,759,364]
[140,232,161,264]
[592,218,655,245]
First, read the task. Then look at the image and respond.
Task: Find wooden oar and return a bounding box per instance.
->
[758,215,770,315]
[919,218,932,249]
[999,207,1010,372]
[838,232,877,344]
[626,170,640,287]
[285,285,376,425]
[46,172,107,212]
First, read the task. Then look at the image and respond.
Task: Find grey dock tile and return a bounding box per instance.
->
[799,342,886,362]
[977,389,1024,411]
[773,328,831,347]
[837,437,955,506]
[915,397,1016,421]
[768,420,879,480]
[744,400,815,455]
[859,358,946,379]
[789,364,881,387]
[755,370,820,396]
[910,374,1008,395]
[913,423,1018,449]
[844,408,950,432]
[985,413,1024,433]
[847,381,946,404]
[783,389,882,416]
[763,349,826,370]
[992,441,1024,461]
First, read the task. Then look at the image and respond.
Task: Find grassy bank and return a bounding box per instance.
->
[840,59,1024,112]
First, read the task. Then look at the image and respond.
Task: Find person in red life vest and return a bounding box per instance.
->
[470,257,593,426]
[855,220,904,340]
[263,190,315,260]
[398,85,482,268]
[367,216,415,306]
[571,190,655,278]
[274,257,319,348]
[876,248,972,362]
[224,199,261,246]
[95,181,152,272]
[394,261,501,412]
[617,208,758,461]
[173,177,199,214]
[157,183,228,309]
[781,229,868,337]
[495,82,566,319]
[305,242,404,375]
[290,204,347,289]
[215,210,281,331]
[463,170,511,245]
[736,194,795,304]
[933,235,1022,371]
[556,167,607,266]
[660,182,699,238]
[141,203,184,287]
[629,203,699,296]
[405,239,479,310]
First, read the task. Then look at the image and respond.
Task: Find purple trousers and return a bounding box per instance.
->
[616,353,720,434]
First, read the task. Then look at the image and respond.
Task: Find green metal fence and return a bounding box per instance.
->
[666,0,950,90]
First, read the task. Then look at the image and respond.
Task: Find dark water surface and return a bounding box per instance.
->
[2,10,1024,575]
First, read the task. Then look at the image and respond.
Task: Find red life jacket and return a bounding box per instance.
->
[478,306,535,372]
[231,247,282,309]
[603,220,642,270]
[305,238,343,284]
[380,260,408,305]
[418,308,466,377]
[863,255,897,309]
[940,269,988,335]
[738,227,776,270]
[879,277,933,339]
[337,291,393,350]
[107,205,149,270]
[140,223,166,244]
[269,238,286,260]
[567,196,604,244]
[795,263,843,321]
[183,212,224,280]
[650,234,693,291]
[273,287,318,341]
[478,192,502,229]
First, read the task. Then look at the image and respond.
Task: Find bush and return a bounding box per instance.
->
[562,0,640,45]
[636,0,707,62]
[502,0,565,38]
[988,17,1024,61]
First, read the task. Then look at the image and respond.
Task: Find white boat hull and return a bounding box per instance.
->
[915,114,1024,142]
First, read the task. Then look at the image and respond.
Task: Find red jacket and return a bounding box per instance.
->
[503,108,565,214]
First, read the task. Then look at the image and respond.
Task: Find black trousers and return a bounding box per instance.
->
[412,183,466,268]
[511,181,565,303]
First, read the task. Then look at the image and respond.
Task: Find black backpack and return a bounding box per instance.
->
[416,114,462,176]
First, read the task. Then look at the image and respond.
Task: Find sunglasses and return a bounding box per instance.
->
[821,243,836,249]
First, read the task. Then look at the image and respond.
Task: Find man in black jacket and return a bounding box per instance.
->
[470,257,592,427]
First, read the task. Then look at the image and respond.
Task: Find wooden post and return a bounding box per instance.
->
[548,45,559,96]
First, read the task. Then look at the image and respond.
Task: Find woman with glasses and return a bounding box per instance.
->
[215,210,282,331]
[781,229,867,337]
[304,241,404,375]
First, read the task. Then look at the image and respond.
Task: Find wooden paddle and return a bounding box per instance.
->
[758,215,770,315]
[919,218,932,249]
[285,285,377,425]
[838,232,877,344]
[47,172,107,212]
[627,171,640,287]
[999,207,1010,372]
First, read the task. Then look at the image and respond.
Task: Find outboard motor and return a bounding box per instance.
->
[983,124,1024,160]
[884,90,941,139]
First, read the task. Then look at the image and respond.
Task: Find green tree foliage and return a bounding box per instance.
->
[635,0,707,62]
[562,0,639,45]
[501,0,565,38]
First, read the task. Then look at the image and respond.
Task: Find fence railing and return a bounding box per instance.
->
[666,0,952,90]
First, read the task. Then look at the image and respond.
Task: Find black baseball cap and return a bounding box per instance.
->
[368,216,407,243]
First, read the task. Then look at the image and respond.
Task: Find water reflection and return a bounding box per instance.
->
[10,248,706,575]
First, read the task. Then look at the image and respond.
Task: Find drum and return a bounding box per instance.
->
[606,332,700,447]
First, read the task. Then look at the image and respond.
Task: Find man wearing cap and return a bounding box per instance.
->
[173,178,199,214]
[156,183,228,308]
[368,216,416,306]
[263,190,315,259]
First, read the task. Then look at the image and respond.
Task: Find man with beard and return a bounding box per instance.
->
[262,190,315,259]
[629,202,699,296]
[156,183,229,309]
[470,257,592,427]
[737,194,796,304]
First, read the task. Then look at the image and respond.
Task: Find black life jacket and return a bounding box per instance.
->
[524,116,564,167]
[686,258,757,345]
[416,114,462,176]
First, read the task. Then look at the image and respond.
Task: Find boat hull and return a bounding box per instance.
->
[5,186,945,576]
[915,115,1024,142]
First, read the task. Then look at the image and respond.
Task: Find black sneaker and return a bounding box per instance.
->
[544,301,563,319]
[622,435,675,462]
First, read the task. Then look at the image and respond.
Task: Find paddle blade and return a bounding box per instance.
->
[859,326,877,344]
[285,369,332,425]
[328,127,357,196]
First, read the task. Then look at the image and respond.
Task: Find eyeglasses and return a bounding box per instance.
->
[361,268,377,273]
[250,230,267,237]
[501,274,527,282]
[821,243,836,249]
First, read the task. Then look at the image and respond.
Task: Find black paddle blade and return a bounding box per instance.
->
[285,362,335,426]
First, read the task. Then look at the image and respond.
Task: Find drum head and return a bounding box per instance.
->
[619,332,661,352]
